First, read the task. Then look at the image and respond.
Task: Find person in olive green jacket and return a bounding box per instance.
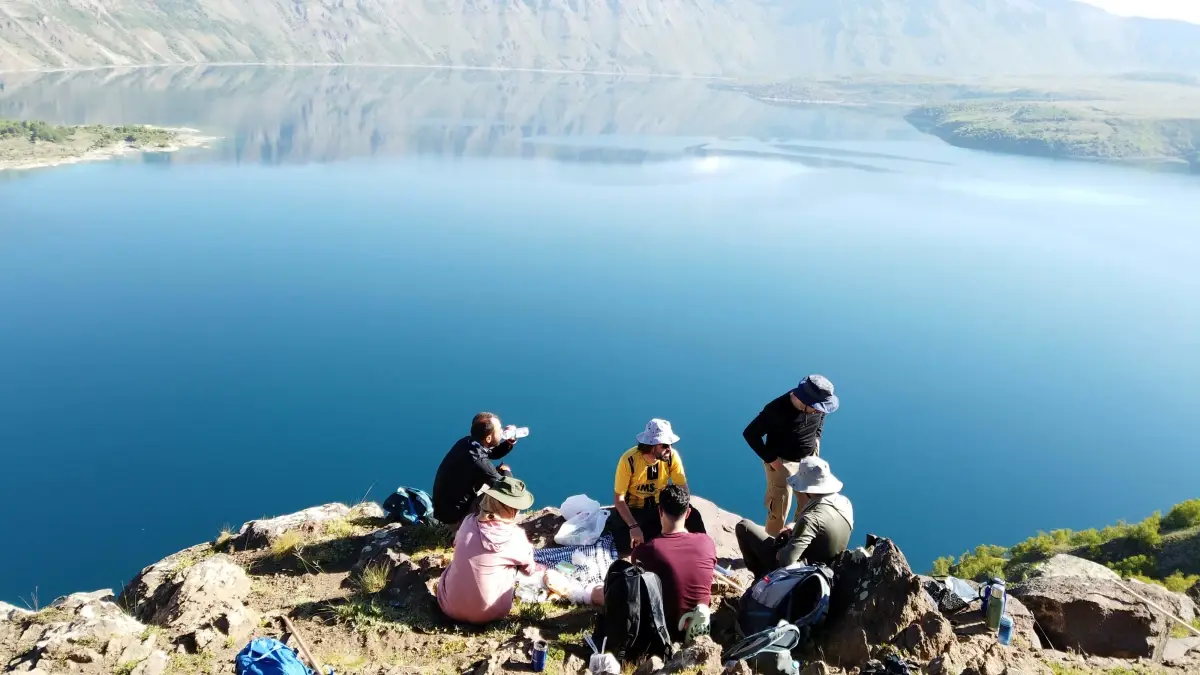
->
[735,456,854,579]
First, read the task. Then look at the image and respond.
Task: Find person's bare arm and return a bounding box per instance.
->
[613,492,644,548]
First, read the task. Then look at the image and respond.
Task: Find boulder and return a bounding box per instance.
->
[1027,554,1120,582]
[658,635,724,674]
[691,496,744,564]
[118,544,216,622]
[149,554,259,652]
[1010,574,1197,658]
[822,539,955,668]
[1190,580,1200,605]
[631,655,665,675]
[1164,636,1200,666]
[131,649,170,675]
[233,503,354,549]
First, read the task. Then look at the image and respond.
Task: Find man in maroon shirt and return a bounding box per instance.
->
[632,484,717,639]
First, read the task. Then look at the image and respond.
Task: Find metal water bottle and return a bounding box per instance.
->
[984,579,1007,630]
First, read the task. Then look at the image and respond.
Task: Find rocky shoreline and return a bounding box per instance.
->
[3,498,1198,675]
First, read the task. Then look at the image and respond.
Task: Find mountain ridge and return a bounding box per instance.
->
[3,0,1200,76]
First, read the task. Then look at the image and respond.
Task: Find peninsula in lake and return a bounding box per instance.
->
[0,118,211,171]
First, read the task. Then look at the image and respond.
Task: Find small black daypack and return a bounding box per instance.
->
[592,562,674,663]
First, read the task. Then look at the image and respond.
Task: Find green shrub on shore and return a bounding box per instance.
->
[1163,499,1200,531]
[0,119,72,143]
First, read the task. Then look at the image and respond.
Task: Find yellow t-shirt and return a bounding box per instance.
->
[614,446,687,509]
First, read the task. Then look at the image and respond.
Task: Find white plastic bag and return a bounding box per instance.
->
[555,495,609,546]
[560,495,602,521]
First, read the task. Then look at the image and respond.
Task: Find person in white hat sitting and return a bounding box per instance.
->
[734,456,854,579]
[610,418,706,555]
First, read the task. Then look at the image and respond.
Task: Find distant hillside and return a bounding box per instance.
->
[3,0,1200,75]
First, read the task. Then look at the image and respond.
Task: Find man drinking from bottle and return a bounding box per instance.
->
[432,412,519,526]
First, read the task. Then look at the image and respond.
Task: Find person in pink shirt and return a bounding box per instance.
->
[436,476,537,624]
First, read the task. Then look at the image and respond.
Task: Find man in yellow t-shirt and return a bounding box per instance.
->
[611,419,707,554]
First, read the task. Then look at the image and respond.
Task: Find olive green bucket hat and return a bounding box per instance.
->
[480,476,535,511]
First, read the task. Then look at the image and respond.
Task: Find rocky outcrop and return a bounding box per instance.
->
[148,554,259,652]
[232,502,381,550]
[1011,573,1197,659]
[691,496,745,564]
[0,602,32,622]
[0,590,166,675]
[118,544,218,622]
[1028,553,1121,582]
[823,539,955,667]
[121,552,260,653]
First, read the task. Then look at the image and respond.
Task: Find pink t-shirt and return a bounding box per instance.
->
[437,514,536,624]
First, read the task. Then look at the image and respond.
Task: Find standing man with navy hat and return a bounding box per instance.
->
[742,374,840,536]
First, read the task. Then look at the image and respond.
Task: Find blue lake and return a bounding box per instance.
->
[1,67,1198,603]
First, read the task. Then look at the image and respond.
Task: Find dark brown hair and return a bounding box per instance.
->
[470,412,498,442]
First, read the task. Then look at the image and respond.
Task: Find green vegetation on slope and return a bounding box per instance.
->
[932,500,1200,594]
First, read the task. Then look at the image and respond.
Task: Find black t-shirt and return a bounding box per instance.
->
[742,394,826,463]
[431,436,514,524]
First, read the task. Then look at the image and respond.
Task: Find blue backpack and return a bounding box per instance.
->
[382,487,436,525]
[235,638,312,675]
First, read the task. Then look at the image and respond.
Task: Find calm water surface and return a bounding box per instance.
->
[1,67,1198,603]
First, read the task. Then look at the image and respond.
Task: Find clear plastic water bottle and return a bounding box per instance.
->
[997,615,1014,646]
[502,426,530,441]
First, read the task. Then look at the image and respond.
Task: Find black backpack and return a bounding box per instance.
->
[593,562,674,663]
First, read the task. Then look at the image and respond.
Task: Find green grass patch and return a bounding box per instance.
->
[114,662,139,675]
[270,530,305,559]
[167,652,215,675]
[354,563,390,595]
[323,518,357,540]
[214,526,235,550]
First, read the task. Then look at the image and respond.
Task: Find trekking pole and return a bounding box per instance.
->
[1116,581,1200,637]
[713,571,747,595]
[279,615,325,673]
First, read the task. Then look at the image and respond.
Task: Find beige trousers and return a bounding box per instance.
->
[764,460,807,536]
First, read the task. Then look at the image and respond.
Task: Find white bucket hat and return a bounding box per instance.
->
[636,418,680,446]
[786,456,844,495]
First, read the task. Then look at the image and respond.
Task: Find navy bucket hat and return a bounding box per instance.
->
[792,374,839,414]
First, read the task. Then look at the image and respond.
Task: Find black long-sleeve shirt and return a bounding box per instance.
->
[431,436,515,524]
[743,394,825,464]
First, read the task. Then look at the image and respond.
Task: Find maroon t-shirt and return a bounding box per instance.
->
[633,531,717,635]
